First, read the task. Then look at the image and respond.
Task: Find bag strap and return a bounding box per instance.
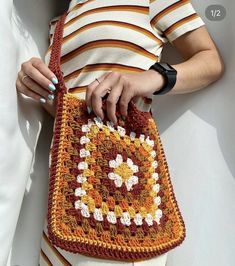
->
[48,12,67,94]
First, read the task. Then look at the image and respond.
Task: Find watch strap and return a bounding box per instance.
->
[149,63,177,95]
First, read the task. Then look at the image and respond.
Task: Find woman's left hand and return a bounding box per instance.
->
[86,70,165,124]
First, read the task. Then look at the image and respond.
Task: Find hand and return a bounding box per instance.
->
[16,57,58,115]
[86,70,165,124]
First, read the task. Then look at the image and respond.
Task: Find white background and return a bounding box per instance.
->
[0,0,234,265]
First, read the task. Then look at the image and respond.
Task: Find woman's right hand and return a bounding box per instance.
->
[16,57,58,116]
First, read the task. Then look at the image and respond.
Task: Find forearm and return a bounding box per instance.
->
[169,49,224,94]
[41,50,224,117]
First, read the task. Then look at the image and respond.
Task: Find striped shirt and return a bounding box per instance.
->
[41,1,204,264]
[44,0,204,112]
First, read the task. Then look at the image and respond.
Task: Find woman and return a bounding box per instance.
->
[16,0,223,265]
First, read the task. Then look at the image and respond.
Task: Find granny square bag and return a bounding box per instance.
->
[47,12,186,261]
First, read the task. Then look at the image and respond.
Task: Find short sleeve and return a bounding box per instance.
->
[149,0,205,43]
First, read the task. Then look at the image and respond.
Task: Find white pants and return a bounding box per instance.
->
[39,221,167,266]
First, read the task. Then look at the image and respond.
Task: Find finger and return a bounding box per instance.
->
[91,72,120,119]
[85,79,98,112]
[31,58,58,84]
[106,83,123,124]
[118,84,134,117]
[16,79,46,103]
[21,62,57,93]
[85,72,110,111]
[18,72,54,101]
[91,91,104,119]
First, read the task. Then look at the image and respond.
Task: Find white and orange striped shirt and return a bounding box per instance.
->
[44,0,204,112]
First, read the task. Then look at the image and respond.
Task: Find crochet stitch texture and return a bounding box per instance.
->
[47,12,186,261]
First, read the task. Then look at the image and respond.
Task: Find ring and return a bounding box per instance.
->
[22,75,28,83]
[95,78,100,84]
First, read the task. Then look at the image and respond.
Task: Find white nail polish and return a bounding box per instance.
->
[87,106,92,114]
[52,77,58,84]
[48,94,54,100]
[39,98,46,104]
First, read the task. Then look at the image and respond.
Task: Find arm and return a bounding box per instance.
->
[86,26,224,124]
[168,25,224,94]
[147,26,224,95]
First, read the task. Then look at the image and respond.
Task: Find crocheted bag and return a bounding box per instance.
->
[47,12,186,261]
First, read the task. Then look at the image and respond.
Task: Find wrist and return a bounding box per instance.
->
[147,69,166,93]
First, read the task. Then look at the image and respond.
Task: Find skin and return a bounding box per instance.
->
[16,26,224,123]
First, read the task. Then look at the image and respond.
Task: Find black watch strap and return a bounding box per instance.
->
[149,62,177,95]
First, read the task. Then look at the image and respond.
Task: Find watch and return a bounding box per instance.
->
[149,62,177,95]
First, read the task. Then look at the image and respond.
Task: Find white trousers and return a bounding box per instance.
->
[39,221,167,266]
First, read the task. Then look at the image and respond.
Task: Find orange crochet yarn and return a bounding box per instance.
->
[47,12,186,261]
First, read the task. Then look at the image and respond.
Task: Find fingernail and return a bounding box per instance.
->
[48,83,56,91]
[87,106,92,114]
[40,98,46,103]
[48,94,54,100]
[52,76,58,84]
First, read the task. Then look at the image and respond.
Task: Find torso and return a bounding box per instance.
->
[44,0,166,111]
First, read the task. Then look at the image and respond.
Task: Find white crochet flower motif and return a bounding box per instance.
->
[81,124,90,132]
[130,132,136,140]
[145,214,154,226]
[94,208,103,221]
[134,213,143,226]
[75,201,90,218]
[152,172,159,181]
[152,160,158,169]
[154,196,161,206]
[78,161,88,170]
[75,187,86,197]
[117,126,126,137]
[153,184,160,193]
[108,154,139,191]
[87,119,95,128]
[74,199,82,210]
[155,209,163,225]
[139,134,145,143]
[76,174,87,183]
[120,212,131,226]
[145,136,155,147]
[79,148,90,158]
[80,136,90,144]
[81,203,90,218]
[107,211,117,224]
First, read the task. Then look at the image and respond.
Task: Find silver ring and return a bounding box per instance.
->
[95,78,100,84]
[22,75,28,83]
